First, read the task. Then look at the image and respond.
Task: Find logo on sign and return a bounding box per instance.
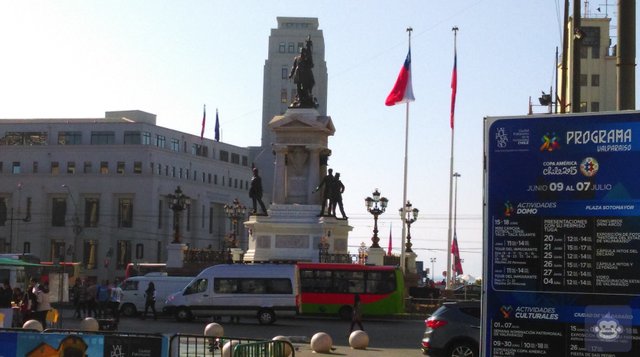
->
[579,157,599,177]
[540,132,560,152]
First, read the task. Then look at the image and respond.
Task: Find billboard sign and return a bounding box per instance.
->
[484,112,640,356]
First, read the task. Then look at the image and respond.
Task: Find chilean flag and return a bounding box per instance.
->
[452,232,464,275]
[385,48,415,106]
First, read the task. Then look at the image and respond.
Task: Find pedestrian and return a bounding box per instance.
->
[96,280,111,318]
[34,282,51,328]
[0,280,13,328]
[142,281,157,320]
[108,279,123,323]
[71,279,81,319]
[25,278,38,322]
[86,280,98,318]
[349,293,364,332]
[12,287,24,326]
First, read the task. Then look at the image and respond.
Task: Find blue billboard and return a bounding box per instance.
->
[484,112,640,356]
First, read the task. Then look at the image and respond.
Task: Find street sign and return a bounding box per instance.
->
[484,111,640,356]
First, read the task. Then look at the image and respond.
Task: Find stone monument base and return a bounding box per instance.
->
[243,204,352,263]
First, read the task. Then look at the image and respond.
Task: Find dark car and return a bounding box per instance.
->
[421,301,480,357]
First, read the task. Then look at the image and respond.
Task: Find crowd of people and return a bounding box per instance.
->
[71,279,123,322]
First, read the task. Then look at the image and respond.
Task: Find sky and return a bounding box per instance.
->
[0,1,638,281]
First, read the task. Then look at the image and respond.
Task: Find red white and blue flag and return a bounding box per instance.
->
[385,48,415,106]
[452,232,463,275]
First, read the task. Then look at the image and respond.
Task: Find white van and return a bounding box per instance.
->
[120,275,193,316]
[164,264,299,324]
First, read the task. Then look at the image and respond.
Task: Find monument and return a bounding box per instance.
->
[243,38,351,262]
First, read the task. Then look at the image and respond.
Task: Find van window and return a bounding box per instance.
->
[214,278,292,294]
[122,280,139,291]
[184,278,208,295]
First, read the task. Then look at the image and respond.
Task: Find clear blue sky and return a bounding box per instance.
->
[0,1,638,280]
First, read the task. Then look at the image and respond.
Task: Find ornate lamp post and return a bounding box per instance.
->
[168,186,191,244]
[430,257,437,282]
[365,189,388,248]
[399,201,419,253]
[224,198,246,249]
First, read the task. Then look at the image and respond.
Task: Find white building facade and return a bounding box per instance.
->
[0,110,252,282]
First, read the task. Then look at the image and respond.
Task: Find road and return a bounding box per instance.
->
[55,309,427,356]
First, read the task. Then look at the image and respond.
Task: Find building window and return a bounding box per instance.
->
[165,166,169,176]
[50,240,66,262]
[84,198,99,227]
[231,153,240,164]
[116,240,131,269]
[186,205,191,232]
[171,138,180,152]
[32,162,38,174]
[0,198,6,227]
[136,243,144,260]
[117,162,125,174]
[83,240,97,270]
[58,131,82,145]
[1,132,48,146]
[592,46,600,59]
[142,132,151,145]
[100,162,109,174]
[124,131,142,145]
[118,198,133,228]
[591,74,600,87]
[192,144,208,157]
[281,89,288,103]
[12,162,20,174]
[234,178,238,188]
[134,161,142,174]
[208,173,211,184]
[281,66,289,79]
[242,156,248,166]
[67,162,76,174]
[179,168,183,179]
[591,101,600,112]
[580,74,588,86]
[278,42,286,53]
[157,164,162,175]
[84,161,92,174]
[156,135,166,148]
[214,174,218,185]
[90,131,115,145]
[51,162,60,175]
[288,42,295,53]
[580,46,588,59]
[52,197,67,227]
[220,150,229,162]
[209,206,214,234]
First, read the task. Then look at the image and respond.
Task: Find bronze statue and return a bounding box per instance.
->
[313,168,334,216]
[289,36,317,108]
[331,172,347,219]
[249,168,268,215]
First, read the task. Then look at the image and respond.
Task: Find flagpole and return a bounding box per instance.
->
[400,27,412,274]
[446,26,459,290]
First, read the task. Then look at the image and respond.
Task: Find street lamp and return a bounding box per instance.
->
[365,189,388,248]
[62,184,82,261]
[399,201,419,253]
[168,186,191,244]
[223,198,246,249]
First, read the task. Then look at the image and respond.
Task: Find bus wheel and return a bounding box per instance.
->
[338,306,353,320]
[121,303,137,317]
[175,307,193,322]
[257,309,275,325]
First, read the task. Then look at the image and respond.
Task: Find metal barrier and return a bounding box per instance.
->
[169,333,287,357]
[232,339,295,357]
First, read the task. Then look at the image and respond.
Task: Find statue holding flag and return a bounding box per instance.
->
[289,36,317,108]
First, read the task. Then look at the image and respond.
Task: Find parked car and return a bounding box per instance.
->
[421,301,480,357]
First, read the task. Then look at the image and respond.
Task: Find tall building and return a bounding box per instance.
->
[0,110,251,282]
[253,17,328,195]
[558,14,617,112]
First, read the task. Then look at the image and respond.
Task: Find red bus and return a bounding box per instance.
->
[297,263,405,319]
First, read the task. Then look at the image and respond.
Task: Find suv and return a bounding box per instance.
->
[421,301,480,357]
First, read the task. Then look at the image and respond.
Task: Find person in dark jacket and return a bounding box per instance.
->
[141,281,157,320]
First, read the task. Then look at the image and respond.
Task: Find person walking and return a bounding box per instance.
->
[0,280,13,328]
[142,281,157,320]
[86,280,98,318]
[96,280,110,318]
[108,279,123,323]
[349,293,364,332]
[34,282,51,329]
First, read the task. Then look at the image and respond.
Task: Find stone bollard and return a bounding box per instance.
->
[271,335,293,357]
[222,340,239,357]
[80,317,100,332]
[204,322,224,337]
[310,332,333,353]
[349,330,369,349]
[22,319,43,332]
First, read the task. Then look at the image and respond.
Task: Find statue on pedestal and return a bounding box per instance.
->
[289,36,317,109]
[313,168,334,216]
